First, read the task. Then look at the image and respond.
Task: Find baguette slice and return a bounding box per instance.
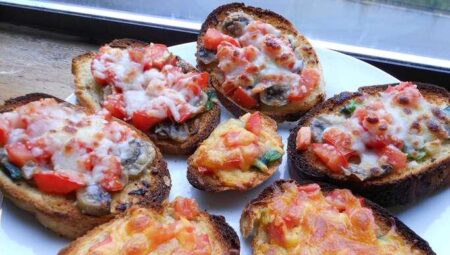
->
[288,82,450,206]
[0,93,171,239]
[241,180,435,255]
[196,3,325,122]
[187,112,283,192]
[72,39,220,155]
[59,197,240,255]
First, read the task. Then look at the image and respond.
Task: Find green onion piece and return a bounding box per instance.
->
[206,90,218,111]
[1,161,22,181]
[253,159,268,172]
[340,100,359,116]
[261,150,283,165]
[407,150,427,162]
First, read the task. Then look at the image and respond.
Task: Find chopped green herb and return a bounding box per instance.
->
[253,159,268,172]
[1,161,22,181]
[261,150,283,165]
[340,100,359,116]
[407,150,427,162]
[206,90,218,111]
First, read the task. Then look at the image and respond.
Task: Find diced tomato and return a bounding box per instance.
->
[386,82,422,107]
[203,28,240,50]
[177,104,192,123]
[364,134,403,150]
[296,127,312,151]
[33,171,85,195]
[232,87,258,109]
[222,131,256,147]
[131,111,162,131]
[128,48,145,63]
[126,215,151,234]
[380,144,407,170]
[103,94,127,120]
[142,44,177,70]
[0,120,9,146]
[322,127,354,157]
[300,68,320,90]
[222,80,237,96]
[283,203,303,229]
[150,225,176,249]
[267,221,286,246]
[312,143,348,173]
[5,143,35,167]
[100,157,125,192]
[173,197,200,220]
[245,112,262,135]
[222,154,243,169]
[244,46,259,61]
[197,72,209,89]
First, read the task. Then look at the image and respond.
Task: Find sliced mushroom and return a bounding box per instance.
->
[117,139,155,177]
[197,47,217,65]
[154,122,190,142]
[260,85,290,107]
[222,12,251,37]
[76,185,111,216]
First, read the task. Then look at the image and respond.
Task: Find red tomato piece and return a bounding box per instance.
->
[267,222,286,246]
[222,81,237,96]
[128,48,145,63]
[143,44,175,70]
[131,111,162,131]
[33,171,85,195]
[100,157,125,192]
[203,28,240,50]
[245,112,262,135]
[222,154,243,169]
[380,144,407,170]
[322,127,354,157]
[0,120,9,146]
[173,197,200,220]
[103,94,127,120]
[232,87,258,109]
[5,142,35,167]
[296,126,312,151]
[197,72,209,89]
[177,104,192,123]
[300,68,320,90]
[312,143,348,173]
[222,131,255,147]
[364,134,403,150]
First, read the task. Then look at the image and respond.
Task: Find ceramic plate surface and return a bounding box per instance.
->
[1,42,448,255]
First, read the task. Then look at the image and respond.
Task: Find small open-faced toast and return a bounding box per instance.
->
[196,3,325,122]
[241,180,435,254]
[0,93,171,238]
[59,197,240,255]
[72,39,220,155]
[187,112,283,192]
[288,82,450,206]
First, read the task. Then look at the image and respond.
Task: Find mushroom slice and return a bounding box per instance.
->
[260,85,290,107]
[117,139,155,178]
[76,185,111,216]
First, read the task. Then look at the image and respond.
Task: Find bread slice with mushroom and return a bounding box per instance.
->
[73,39,220,155]
[197,3,325,122]
[288,82,449,206]
[0,93,171,239]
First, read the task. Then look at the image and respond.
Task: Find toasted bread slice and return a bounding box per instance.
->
[241,180,435,254]
[72,39,220,155]
[0,93,171,239]
[288,82,450,206]
[59,197,240,255]
[196,3,325,122]
[187,112,283,192]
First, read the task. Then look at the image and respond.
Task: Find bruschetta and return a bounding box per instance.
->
[59,197,240,255]
[288,82,450,206]
[241,180,435,255]
[187,112,283,191]
[72,39,220,155]
[0,93,171,238]
[196,3,325,122]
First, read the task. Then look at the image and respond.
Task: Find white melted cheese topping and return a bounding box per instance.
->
[1,99,141,185]
[315,86,448,179]
[91,46,206,122]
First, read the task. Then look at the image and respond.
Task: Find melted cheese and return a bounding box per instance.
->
[248,182,422,255]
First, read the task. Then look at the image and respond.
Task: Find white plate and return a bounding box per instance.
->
[1,42,448,255]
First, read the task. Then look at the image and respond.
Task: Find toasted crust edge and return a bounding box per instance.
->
[196,3,325,122]
[241,179,435,255]
[72,38,221,155]
[287,82,450,206]
[186,113,283,192]
[0,93,171,239]
[58,205,240,255]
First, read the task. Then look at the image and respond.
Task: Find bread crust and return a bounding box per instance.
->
[59,204,240,255]
[187,113,283,192]
[0,93,171,239]
[72,39,221,155]
[196,3,325,122]
[241,179,435,255]
[287,82,450,206]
